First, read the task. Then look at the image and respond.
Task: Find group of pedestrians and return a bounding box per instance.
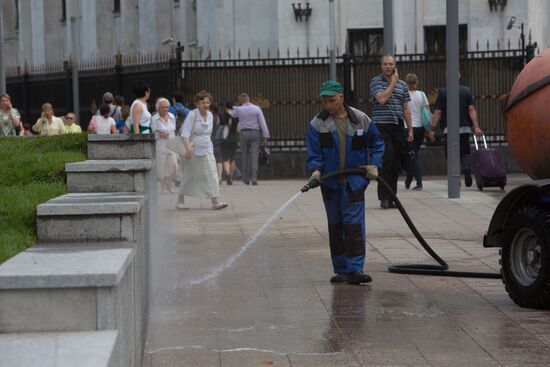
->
[104,81,271,211]
[306,54,483,285]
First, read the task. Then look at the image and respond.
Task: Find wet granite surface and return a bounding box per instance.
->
[145,175,550,366]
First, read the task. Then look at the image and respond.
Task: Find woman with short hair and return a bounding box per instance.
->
[125,80,152,134]
[32,103,66,136]
[176,90,228,210]
[151,97,178,193]
[0,93,21,137]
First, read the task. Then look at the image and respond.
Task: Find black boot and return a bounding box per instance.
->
[346,272,372,285]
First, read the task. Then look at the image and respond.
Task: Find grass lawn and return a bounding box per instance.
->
[0,134,87,264]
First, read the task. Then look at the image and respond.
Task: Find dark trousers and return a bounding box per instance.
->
[443,133,472,174]
[321,183,366,274]
[376,123,405,201]
[405,127,425,187]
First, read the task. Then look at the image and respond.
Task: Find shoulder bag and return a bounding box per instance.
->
[420,92,433,131]
[166,111,197,155]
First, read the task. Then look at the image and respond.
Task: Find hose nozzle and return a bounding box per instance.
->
[301,178,320,193]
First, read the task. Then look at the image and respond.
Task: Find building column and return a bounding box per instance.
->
[29,0,45,66]
[138,0,156,54]
[80,0,97,60]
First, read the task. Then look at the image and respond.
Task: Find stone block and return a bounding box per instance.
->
[0,331,120,367]
[36,193,144,243]
[65,159,152,193]
[0,247,135,367]
[87,134,156,160]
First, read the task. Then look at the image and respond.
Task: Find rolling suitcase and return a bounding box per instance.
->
[471,135,507,191]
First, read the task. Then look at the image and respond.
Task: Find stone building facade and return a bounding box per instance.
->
[1,0,547,71]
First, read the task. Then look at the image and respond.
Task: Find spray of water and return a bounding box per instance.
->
[188,191,303,286]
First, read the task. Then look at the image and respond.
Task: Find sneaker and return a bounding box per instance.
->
[412,186,423,191]
[212,202,228,210]
[380,199,390,209]
[252,182,258,186]
[330,274,347,283]
[227,177,233,185]
[464,170,473,187]
[346,272,373,285]
[176,203,189,210]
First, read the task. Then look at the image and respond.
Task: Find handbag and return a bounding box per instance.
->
[401,142,416,174]
[258,146,271,167]
[165,110,197,155]
[420,92,433,131]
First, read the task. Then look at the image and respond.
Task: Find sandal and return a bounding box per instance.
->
[212,202,228,210]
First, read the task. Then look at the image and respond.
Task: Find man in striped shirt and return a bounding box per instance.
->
[370,55,414,209]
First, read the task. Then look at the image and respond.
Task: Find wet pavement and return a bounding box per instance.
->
[144,174,550,367]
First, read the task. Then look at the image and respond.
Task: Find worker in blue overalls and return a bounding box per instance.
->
[306,80,384,284]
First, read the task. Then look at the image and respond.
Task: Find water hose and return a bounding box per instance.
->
[302,168,501,279]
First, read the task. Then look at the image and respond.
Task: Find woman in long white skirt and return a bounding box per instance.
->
[151,97,178,193]
[176,90,228,210]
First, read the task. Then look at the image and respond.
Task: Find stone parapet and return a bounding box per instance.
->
[65,160,152,193]
[0,331,120,367]
[0,248,135,367]
[87,134,156,160]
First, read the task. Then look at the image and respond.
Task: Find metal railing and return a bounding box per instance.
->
[5,49,523,147]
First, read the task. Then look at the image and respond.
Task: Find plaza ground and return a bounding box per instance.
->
[144,174,550,367]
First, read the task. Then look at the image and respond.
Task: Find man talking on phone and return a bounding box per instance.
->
[370,55,413,209]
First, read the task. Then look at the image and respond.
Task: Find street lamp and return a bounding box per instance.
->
[506,16,525,65]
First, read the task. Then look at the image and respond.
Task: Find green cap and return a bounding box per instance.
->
[319,80,343,96]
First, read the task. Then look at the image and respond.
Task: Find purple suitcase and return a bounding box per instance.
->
[471,135,507,191]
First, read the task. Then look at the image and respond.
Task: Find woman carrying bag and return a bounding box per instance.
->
[403,73,430,191]
[176,90,228,210]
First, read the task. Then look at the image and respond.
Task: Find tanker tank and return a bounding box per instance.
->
[505,48,550,180]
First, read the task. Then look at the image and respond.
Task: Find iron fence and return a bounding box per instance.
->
[6,49,523,148]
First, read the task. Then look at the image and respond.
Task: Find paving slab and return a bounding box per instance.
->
[146,174,550,366]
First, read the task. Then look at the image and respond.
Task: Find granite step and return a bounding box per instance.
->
[36,192,145,243]
[0,247,135,367]
[65,159,153,193]
[0,331,120,367]
[87,134,156,160]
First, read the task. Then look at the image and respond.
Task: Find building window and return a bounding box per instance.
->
[114,0,121,13]
[61,0,67,22]
[424,25,468,56]
[348,28,383,58]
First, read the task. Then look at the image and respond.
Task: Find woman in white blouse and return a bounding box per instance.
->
[125,80,152,134]
[95,103,118,135]
[176,90,228,210]
[151,98,177,193]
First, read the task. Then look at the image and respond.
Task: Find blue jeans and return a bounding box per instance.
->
[405,127,425,187]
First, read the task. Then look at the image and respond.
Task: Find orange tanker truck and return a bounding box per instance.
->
[483,48,550,309]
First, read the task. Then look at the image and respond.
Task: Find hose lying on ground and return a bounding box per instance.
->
[302,168,501,279]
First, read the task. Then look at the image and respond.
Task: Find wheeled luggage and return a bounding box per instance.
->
[471,135,507,190]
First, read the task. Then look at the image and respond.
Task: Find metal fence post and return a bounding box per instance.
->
[22,72,30,124]
[177,42,184,91]
[114,54,122,95]
[170,41,184,92]
[342,53,353,106]
[64,61,73,113]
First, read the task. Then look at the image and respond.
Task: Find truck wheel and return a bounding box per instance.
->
[501,205,550,309]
